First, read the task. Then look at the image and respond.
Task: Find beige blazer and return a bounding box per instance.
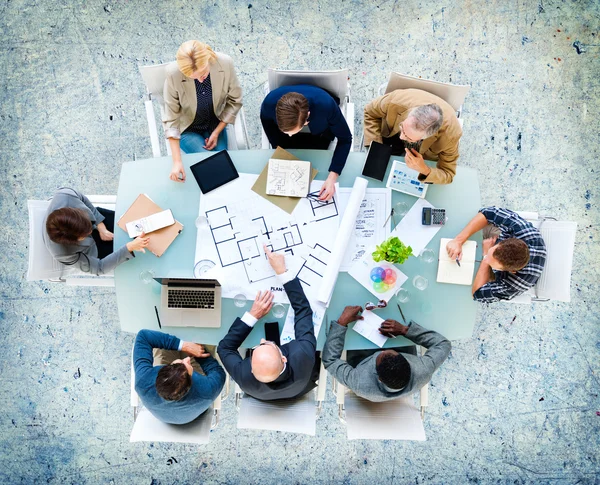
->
[363,89,462,184]
[162,52,242,139]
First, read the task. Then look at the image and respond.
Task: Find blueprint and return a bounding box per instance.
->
[195,174,340,303]
[266,159,311,197]
[338,188,392,271]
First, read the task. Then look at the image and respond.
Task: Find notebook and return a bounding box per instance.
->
[117,194,183,257]
[266,159,311,197]
[437,238,477,285]
[362,141,392,181]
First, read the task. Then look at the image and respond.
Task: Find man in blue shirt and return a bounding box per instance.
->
[260,84,353,201]
[133,329,225,425]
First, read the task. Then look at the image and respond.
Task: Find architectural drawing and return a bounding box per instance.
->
[266,159,311,197]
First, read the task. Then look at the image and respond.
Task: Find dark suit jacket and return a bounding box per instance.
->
[217,277,318,401]
[260,84,352,175]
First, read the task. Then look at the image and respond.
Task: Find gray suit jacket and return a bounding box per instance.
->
[322,320,451,402]
[43,188,133,275]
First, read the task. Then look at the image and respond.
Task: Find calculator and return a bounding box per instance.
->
[422,207,446,226]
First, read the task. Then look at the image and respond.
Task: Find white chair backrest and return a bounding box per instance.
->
[139,62,173,105]
[385,72,470,112]
[130,406,213,444]
[237,393,316,435]
[344,392,426,441]
[267,68,349,104]
[27,200,77,281]
[535,220,577,302]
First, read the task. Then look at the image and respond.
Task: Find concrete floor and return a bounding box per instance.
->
[1,0,599,483]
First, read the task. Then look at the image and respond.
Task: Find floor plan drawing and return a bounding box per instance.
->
[195,174,341,301]
[266,159,311,197]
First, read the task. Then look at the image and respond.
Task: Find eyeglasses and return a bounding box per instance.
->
[399,121,421,144]
[251,341,287,376]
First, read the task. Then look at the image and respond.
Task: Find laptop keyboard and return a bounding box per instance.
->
[168,290,215,309]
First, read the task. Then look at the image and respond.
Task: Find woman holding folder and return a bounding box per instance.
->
[163,40,243,183]
[44,188,149,275]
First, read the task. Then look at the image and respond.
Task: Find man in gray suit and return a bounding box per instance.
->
[322,306,451,402]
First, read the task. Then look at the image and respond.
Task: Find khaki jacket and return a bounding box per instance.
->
[363,89,462,184]
[162,52,242,139]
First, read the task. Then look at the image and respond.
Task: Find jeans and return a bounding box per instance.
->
[180,129,228,154]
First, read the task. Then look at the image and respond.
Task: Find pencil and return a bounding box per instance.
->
[154,306,162,329]
[455,258,461,267]
[396,303,407,324]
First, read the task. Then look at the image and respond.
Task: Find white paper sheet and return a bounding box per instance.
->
[345,393,426,441]
[237,393,316,435]
[318,177,368,303]
[352,310,388,347]
[196,174,340,303]
[390,198,443,256]
[338,188,392,271]
[266,159,311,197]
[280,298,327,344]
[348,257,408,303]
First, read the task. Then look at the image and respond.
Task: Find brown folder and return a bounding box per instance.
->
[117,194,183,257]
[251,147,318,214]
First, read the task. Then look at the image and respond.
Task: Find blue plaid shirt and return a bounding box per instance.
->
[473,207,547,303]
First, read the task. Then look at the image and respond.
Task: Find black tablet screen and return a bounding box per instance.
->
[189,150,239,194]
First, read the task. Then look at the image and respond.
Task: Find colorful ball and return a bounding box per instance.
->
[370,266,385,282]
[373,281,389,293]
[383,268,397,284]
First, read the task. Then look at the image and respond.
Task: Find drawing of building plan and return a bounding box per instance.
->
[266,159,311,197]
[337,188,392,271]
[195,173,340,303]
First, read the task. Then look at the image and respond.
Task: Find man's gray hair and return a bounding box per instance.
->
[408,104,444,138]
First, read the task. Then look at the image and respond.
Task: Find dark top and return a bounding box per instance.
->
[260,84,352,175]
[184,74,220,135]
[474,207,547,302]
[134,329,226,425]
[217,277,318,401]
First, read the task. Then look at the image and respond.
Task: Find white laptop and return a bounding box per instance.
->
[154,278,222,328]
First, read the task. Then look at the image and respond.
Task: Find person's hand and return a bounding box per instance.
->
[337,305,364,326]
[446,238,464,260]
[126,232,150,253]
[204,130,220,150]
[482,236,498,255]
[181,341,211,358]
[405,148,430,176]
[249,290,274,319]
[170,161,186,183]
[379,319,409,338]
[318,172,338,201]
[96,222,114,242]
[264,245,286,275]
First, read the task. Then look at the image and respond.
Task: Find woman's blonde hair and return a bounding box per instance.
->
[176,40,217,77]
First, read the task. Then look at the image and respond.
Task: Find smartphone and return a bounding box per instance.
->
[264,321,281,347]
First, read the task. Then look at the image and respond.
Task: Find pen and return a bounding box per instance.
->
[154,306,162,329]
[396,303,407,324]
[455,258,461,267]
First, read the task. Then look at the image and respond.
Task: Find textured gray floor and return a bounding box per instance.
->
[1,0,599,483]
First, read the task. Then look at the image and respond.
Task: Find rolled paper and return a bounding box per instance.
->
[318,177,369,303]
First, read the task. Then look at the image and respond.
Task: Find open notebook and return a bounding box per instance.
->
[437,238,477,285]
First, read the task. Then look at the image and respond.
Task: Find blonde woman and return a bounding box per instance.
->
[163,40,242,182]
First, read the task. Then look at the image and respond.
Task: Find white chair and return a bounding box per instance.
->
[139,62,250,158]
[129,348,224,444]
[234,355,328,436]
[360,72,471,148]
[27,196,117,287]
[260,68,355,152]
[504,212,577,304]
[331,349,428,441]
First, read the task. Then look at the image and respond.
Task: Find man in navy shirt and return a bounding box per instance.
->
[133,329,225,425]
[260,84,353,201]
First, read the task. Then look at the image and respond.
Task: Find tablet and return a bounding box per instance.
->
[190,150,239,194]
[385,159,429,199]
[362,141,392,181]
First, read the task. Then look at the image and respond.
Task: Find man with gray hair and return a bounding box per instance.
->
[364,89,462,184]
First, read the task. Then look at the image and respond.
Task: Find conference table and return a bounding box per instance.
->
[115,149,481,350]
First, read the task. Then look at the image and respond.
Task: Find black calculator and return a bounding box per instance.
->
[422,207,446,226]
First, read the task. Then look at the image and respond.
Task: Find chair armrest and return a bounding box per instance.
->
[145,99,162,158]
[345,102,355,152]
[317,360,327,402]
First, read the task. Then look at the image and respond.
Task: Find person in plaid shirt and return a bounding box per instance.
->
[446,207,547,302]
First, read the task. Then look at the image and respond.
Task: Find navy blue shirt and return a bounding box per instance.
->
[260,84,352,175]
[184,74,220,135]
[134,329,225,425]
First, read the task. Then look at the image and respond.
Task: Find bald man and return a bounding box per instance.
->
[217,247,319,401]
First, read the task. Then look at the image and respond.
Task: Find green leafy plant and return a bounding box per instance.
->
[372,236,413,264]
